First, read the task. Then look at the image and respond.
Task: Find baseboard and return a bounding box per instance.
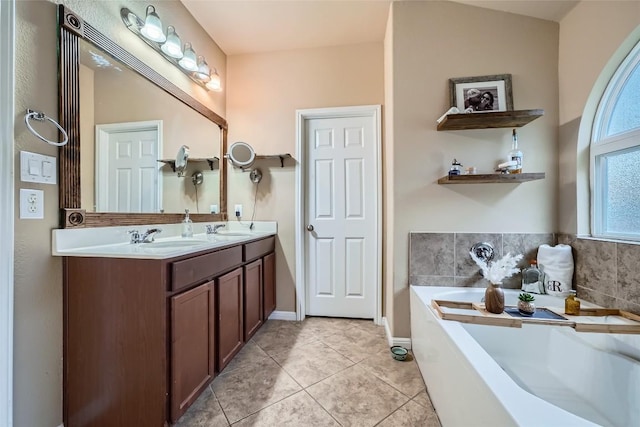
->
[268,311,297,321]
[382,317,412,349]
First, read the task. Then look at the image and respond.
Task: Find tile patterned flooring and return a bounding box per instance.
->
[176,317,441,427]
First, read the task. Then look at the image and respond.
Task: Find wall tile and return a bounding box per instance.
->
[454,275,485,288]
[455,233,502,277]
[410,276,455,286]
[503,233,555,269]
[617,243,640,302]
[577,285,617,308]
[573,239,617,297]
[409,233,454,277]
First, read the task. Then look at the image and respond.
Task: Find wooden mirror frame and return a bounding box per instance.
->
[58,5,227,228]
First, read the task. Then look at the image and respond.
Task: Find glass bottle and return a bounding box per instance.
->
[565,290,581,315]
[521,259,544,294]
[181,209,193,238]
[508,129,523,174]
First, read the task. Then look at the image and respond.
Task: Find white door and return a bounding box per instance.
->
[302,107,380,319]
[96,121,162,212]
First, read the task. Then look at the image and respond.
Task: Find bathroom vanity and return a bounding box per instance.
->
[55,226,276,426]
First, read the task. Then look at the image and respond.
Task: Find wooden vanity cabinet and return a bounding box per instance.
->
[64,257,168,427]
[263,252,276,320]
[216,267,244,371]
[63,236,276,427]
[244,259,264,341]
[170,280,215,422]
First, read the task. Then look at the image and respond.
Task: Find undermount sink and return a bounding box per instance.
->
[146,239,210,248]
[214,231,252,237]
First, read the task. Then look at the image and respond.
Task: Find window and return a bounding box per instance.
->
[592,40,640,241]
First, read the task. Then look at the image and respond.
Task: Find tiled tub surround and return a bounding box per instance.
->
[409,232,640,316]
[558,235,640,315]
[409,233,555,289]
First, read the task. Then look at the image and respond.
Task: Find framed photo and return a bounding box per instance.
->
[449,74,513,113]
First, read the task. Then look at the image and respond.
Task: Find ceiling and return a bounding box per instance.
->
[180,1,579,56]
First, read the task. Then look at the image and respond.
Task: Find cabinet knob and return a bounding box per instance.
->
[307,224,314,232]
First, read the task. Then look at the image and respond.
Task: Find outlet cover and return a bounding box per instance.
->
[20,188,44,219]
[234,204,243,217]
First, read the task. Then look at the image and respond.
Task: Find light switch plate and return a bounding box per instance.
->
[20,151,57,184]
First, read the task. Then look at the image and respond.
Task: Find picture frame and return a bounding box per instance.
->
[449,74,513,113]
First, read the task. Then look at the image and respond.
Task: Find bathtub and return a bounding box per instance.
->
[410,286,640,427]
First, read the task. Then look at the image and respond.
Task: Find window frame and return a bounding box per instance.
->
[591,39,640,242]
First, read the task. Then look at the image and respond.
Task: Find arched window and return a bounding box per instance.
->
[591,40,640,241]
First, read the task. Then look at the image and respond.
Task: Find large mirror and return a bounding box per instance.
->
[58,5,227,228]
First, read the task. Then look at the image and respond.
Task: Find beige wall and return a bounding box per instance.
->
[14,1,225,425]
[387,1,559,336]
[557,1,640,235]
[226,43,385,313]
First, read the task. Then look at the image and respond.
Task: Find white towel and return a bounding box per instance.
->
[537,244,574,296]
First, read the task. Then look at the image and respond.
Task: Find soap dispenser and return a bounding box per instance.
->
[182,209,193,238]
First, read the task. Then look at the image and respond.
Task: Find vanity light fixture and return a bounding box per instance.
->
[121,5,222,91]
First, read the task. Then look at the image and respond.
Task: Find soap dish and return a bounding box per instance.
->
[390,346,408,361]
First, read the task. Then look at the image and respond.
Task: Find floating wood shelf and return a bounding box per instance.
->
[255,153,292,168]
[438,172,545,184]
[158,157,219,172]
[437,109,544,131]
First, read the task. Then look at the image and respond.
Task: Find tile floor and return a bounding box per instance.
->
[176,317,442,426]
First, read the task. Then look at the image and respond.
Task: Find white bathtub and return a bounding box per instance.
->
[410,286,640,427]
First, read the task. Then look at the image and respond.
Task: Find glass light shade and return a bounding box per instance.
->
[140,5,166,43]
[178,43,198,71]
[194,56,211,81]
[160,26,183,59]
[206,69,222,91]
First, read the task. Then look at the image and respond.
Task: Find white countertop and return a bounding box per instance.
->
[52,221,277,259]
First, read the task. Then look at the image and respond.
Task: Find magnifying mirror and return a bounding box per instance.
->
[175,144,190,177]
[228,141,255,169]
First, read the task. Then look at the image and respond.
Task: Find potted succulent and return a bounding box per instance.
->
[517,293,536,316]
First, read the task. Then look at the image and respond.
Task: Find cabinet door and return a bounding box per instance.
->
[217,267,244,372]
[263,252,276,320]
[244,259,263,341]
[171,281,216,422]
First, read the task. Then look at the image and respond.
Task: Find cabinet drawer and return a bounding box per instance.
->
[171,246,242,292]
[244,237,275,262]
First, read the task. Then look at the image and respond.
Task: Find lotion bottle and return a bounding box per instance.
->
[182,209,193,238]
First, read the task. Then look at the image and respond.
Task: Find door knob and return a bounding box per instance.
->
[307,224,314,231]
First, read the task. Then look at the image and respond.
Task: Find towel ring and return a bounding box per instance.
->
[24,109,69,147]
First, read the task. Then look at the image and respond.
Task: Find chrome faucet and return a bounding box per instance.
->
[129,228,162,244]
[205,224,226,235]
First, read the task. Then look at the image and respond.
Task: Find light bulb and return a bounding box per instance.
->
[195,56,211,81]
[140,5,166,43]
[178,43,198,71]
[160,26,183,59]
[206,69,222,91]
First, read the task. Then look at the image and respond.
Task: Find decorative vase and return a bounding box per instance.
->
[485,282,505,314]
[517,300,536,316]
